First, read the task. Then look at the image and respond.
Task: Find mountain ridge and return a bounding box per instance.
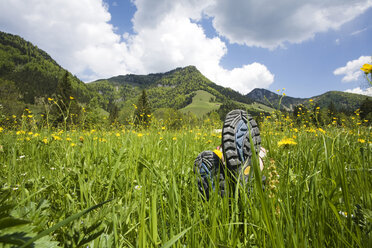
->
[1,31,370,119]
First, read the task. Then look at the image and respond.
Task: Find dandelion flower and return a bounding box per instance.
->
[53,135,62,141]
[172,137,177,141]
[360,63,372,74]
[358,139,365,143]
[137,133,143,137]
[69,96,74,100]
[318,128,326,134]
[278,137,297,147]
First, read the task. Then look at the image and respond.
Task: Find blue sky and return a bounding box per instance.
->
[0,0,371,98]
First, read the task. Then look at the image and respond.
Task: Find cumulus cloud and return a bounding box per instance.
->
[0,0,130,81]
[1,0,370,94]
[205,0,372,49]
[126,1,274,94]
[0,0,274,93]
[333,56,371,82]
[345,87,372,96]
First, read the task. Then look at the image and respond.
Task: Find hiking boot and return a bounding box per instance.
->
[194,150,225,200]
[222,109,261,182]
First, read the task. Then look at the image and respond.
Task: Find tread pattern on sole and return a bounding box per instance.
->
[222,109,261,179]
[194,151,225,200]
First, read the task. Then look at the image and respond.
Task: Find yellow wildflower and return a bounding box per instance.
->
[116,133,120,137]
[70,143,76,147]
[0,127,3,133]
[137,133,143,137]
[278,137,297,147]
[213,149,223,160]
[53,135,62,141]
[69,96,74,100]
[172,137,177,141]
[318,128,326,134]
[358,139,365,143]
[161,126,166,130]
[66,137,72,141]
[42,138,48,144]
[360,63,372,74]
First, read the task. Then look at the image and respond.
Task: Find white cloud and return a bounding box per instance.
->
[0,0,130,81]
[125,3,274,94]
[2,0,370,94]
[205,0,372,49]
[333,56,371,82]
[0,0,274,93]
[345,87,372,96]
[350,27,368,36]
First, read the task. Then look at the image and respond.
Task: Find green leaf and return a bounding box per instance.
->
[161,226,191,248]
[19,199,112,248]
[0,217,30,230]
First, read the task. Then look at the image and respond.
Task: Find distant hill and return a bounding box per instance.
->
[247,88,370,113]
[88,66,265,117]
[1,31,369,119]
[247,88,308,111]
[0,31,96,105]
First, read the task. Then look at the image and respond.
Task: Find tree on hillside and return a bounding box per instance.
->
[57,71,73,105]
[50,71,81,127]
[360,97,372,122]
[0,79,24,122]
[134,90,151,127]
[108,101,119,124]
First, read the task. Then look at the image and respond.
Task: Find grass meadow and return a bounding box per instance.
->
[0,115,371,247]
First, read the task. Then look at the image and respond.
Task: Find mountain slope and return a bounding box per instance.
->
[247,88,371,113]
[88,66,256,113]
[0,31,95,104]
[247,88,306,111]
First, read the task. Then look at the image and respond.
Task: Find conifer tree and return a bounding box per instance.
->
[134,89,151,127]
[50,71,80,127]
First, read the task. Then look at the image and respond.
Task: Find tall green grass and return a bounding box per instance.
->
[0,122,371,247]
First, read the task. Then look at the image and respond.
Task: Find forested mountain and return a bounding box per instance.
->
[0,31,96,106]
[89,65,253,111]
[247,88,371,113]
[1,31,369,121]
